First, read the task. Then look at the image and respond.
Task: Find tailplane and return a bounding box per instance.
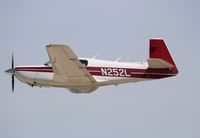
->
[148,39,178,73]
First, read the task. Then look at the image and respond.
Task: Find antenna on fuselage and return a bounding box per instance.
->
[115,56,122,62]
[92,52,100,59]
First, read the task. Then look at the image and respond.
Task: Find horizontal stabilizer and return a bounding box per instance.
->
[147,58,174,69]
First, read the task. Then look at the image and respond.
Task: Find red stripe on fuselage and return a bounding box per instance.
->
[15,69,53,72]
[15,67,53,72]
[16,67,52,69]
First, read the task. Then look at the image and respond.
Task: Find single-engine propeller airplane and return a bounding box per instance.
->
[5,39,178,93]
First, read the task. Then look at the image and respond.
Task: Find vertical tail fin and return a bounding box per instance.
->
[149,39,178,73]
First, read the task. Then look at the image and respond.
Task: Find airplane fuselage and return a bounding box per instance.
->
[14,58,177,90]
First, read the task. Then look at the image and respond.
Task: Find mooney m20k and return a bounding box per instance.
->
[5,39,178,93]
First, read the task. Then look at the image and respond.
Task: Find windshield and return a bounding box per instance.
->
[44,61,52,66]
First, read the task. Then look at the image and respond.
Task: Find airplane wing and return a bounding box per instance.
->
[46,45,96,87]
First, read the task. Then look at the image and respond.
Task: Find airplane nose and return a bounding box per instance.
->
[5,68,15,76]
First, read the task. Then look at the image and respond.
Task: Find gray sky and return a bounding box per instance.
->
[0,0,199,138]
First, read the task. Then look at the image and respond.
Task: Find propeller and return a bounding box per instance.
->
[11,53,15,92]
[5,53,15,93]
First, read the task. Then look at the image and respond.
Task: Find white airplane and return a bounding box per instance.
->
[5,39,178,93]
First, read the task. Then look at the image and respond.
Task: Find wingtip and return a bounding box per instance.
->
[46,44,69,48]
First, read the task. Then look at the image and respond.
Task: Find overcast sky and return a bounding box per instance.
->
[0,0,200,138]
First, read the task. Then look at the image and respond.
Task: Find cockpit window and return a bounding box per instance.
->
[44,59,88,67]
[79,59,88,66]
[44,61,52,66]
